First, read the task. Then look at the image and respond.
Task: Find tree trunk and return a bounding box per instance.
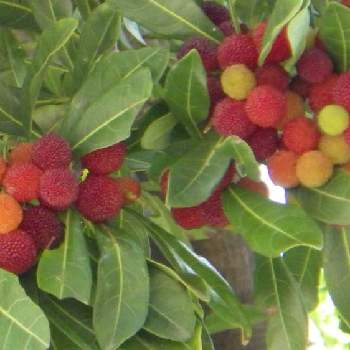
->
[192,232,266,350]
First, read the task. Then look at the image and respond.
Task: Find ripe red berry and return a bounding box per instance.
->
[290,77,311,98]
[333,72,350,112]
[201,1,230,26]
[76,175,124,222]
[3,163,43,202]
[177,37,218,72]
[217,34,258,70]
[216,163,236,192]
[160,170,169,198]
[200,192,229,228]
[219,21,235,36]
[10,142,33,165]
[212,98,257,138]
[39,168,79,211]
[297,48,333,84]
[247,127,279,161]
[282,117,320,155]
[342,0,350,6]
[0,230,37,274]
[255,64,289,91]
[171,206,206,230]
[21,206,63,250]
[32,133,72,170]
[207,76,225,111]
[245,85,287,127]
[81,142,126,175]
[309,74,338,112]
[115,176,141,204]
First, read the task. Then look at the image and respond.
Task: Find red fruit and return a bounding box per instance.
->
[333,72,350,112]
[32,133,71,170]
[200,192,229,228]
[3,164,43,202]
[201,1,230,26]
[247,128,279,161]
[255,64,289,91]
[160,170,169,198]
[245,85,287,127]
[10,142,33,165]
[212,98,257,138]
[297,48,333,84]
[0,230,37,274]
[342,0,350,6]
[219,21,235,36]
[252,22,291,64]
[237,178,269,198]
[217,34,258,70]
[76,175,124,222]
[0,157,6,184]
[21,206,63,250]
[216,163,236,191]
[282,117,320,155]
[309,74,338,112]
[207,76,225,111]
[290,77,311,98]
[81,142,126,175]
[171,206,206,230]
[39,168,79,211]
[115,176,141,204]
[177,37,218,72]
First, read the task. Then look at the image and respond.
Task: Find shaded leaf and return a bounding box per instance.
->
[33,104,65,134]
[0,1,38,30]
[235,0,273,28]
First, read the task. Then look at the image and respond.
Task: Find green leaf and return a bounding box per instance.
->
[202,325,215,350]
[223,187,323,257]
[144,267,196,342]
[0,270,50,350]
[293,170,350,225]
[323,226,350,329]
[37,209,92,305]
[312,0,329,14]
[235,0,273,28]
[39,294,99,350]
[167,134,231,207]
[72,2,121,90]
[165,50,209,139]
[21,18,78,136]
[259,0,304,65]
[255,256,308,350]
[93,227,150,350]
[0,1,38,30]
[76,0,91,20]
[110,0,222,43]
[33,105,65,134]
[319,1,350,72]
[226,0,240,32]
[284,247,321,311]
[141,113,177,150]
[64,68,153,155]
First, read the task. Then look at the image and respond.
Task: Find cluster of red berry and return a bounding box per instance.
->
[0,134,140,274]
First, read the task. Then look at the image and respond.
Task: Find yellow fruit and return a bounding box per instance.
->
[317,104,349,136]
[319,135,350,164]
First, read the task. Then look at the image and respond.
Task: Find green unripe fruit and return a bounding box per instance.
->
[317,104,349,136]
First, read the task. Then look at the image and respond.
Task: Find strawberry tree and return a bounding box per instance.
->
[0,0,350,349]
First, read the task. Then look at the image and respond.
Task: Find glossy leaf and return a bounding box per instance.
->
[319,1,350,72]
[110,0,222,43]
[0,270,50,350]
[223,187,323,257]
[0,1,38,30]
[255,256,308,350]
[294,170,350,225]
[93,227,149,350]
[37,209,92,305]
[165,50,209,139]
[235,0,273,27]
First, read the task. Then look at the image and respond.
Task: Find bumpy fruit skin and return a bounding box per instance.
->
[0,230,37,274]
[255,64,289,91]
[81,142,126,175]
[21,206,63,250]
[282,117,320,154]
[277,91,304,129]
[76,175,124,222]
[318,105,349,136]
[115,176,141,204]
[252,22,291,64]
[219,21,235,36]
[200,192,229,228]
[237,178,269,197]
[177,37,218,72]
[296,48,333,84]
[10,142,33,165]
[201,1,230,26]
[32,133,72,170]
[296,151,333,187]
[171,206,206,230]
[217,34,258,70]
[267,150,300,188]
[3,164,43,202]
[247,127,279,161]
[207,77,225,112]
[212,98,257,138]
[0,157,6,184]
[333,72,350,112]
[0,193,23,234]
[245,85,286,127]
[309,75,338,112]
[319,135,350,164]
[216,163,236,191]
[221,64,256,100]
[39,168,79,210]
[290,77,311,98]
